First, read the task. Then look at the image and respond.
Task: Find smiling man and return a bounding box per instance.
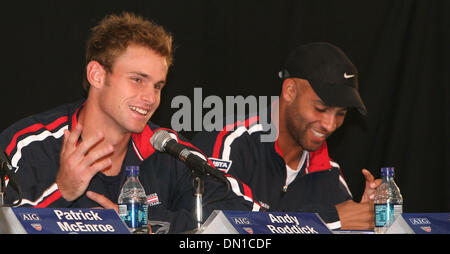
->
[0,12,256,233]
[193,42,381,230]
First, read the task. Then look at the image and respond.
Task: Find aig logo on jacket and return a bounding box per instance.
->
[209,158,232,173]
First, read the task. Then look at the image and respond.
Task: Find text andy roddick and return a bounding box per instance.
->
[54,209,115,233]
[267,214,318,234]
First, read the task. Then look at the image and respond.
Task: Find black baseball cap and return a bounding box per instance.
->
[279,42,367,115]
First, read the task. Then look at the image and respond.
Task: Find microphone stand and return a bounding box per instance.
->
[0,162,7,207]
[192,170,205,231]
[0,159,22,207]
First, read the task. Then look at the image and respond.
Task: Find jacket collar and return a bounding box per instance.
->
[274,139,332,173]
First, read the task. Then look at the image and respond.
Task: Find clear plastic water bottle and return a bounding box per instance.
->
[374,167,403,234]
[118,166,148,234]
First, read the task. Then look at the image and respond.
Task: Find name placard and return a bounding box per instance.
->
[199,210,331,234]
[11,207,130,234]
[386,213,450,234]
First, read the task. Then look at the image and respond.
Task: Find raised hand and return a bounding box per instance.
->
[56,124,114,201]
[360,169,382,203]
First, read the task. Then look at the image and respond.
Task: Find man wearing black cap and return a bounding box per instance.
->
[192,42,380,230]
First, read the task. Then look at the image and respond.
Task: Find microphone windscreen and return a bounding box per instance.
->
[150,129,173,152]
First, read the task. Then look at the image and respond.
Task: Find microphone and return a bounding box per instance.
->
[150,130,227,182]
[0,147,22,206]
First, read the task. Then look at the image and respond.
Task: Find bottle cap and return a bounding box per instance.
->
[126,166,140,176]
[381,167,395,177]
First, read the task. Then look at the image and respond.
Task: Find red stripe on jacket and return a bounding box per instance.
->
[212,115,259,158]
[6,116,69,155]
[34,190,63,208]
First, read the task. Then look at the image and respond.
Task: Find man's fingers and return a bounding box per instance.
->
[60,129,70,154]
[85,145,114,166]
[65,124,83,149]
[86,191,118,212]
[88,157,113,177]
[86,191,107,205]
[360,169,380,203]
[76,131,105,156]
[372,178,382,189]
[362,169,375,183]
[362,169,382,189]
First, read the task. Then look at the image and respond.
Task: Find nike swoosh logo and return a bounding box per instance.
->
[344,72,355,79]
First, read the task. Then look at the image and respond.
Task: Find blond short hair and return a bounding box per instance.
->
[83,12,173,90]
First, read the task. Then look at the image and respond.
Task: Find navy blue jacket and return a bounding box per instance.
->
[192,107,353,229]
[0,100,256,233]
